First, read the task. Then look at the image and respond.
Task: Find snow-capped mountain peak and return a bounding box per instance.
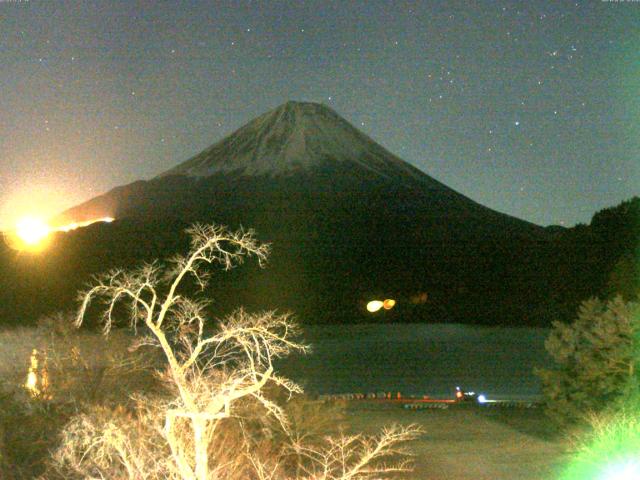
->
[158,101,431,183]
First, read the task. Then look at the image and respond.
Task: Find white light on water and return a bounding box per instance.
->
[367,300,384,312]
[367,298,396,313]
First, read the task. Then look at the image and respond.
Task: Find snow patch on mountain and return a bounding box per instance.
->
[158,101,437,186]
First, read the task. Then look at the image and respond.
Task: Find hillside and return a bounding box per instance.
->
[1,102,579,326]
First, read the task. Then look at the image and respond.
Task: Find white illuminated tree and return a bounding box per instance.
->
[74,224,307,480]
[57,223,421,480]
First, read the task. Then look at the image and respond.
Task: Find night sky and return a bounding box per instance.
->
[1,0,638,229]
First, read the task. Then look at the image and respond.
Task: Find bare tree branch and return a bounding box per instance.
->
[57,223,421,480]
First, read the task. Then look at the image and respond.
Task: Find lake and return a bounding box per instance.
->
[277,323,552,400]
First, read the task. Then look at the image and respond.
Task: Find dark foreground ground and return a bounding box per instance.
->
[342,402,570,480]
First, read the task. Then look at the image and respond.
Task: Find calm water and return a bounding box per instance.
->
[277,323,552,400]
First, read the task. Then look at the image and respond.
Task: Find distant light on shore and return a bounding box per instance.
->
[383,299,396,310]
[367,298,396,313]
[366,300,384,312]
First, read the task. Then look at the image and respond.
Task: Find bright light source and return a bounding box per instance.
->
[366,300,384,313]
[367,298,396,312]
[4,215,116,252]
[478,394,487,404]
[4,216,53,252]
[600,460,640,480]
[15,217,50,246]
[25,348,41,397]
[383,299,396,310]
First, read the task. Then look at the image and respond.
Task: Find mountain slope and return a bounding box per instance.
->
[59,101,541,236]
[7,101,557,326]
[159,101,443,184]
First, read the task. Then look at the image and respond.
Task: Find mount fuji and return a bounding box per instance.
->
[5,102,559,325]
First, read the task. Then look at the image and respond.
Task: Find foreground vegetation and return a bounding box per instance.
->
[537,295,640,478]
[1,224,422,479]
[1,216,637,478]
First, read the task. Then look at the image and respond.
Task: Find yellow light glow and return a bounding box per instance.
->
[367,300,384,313]
[26,371,38,392]
[57,216,114,232]
[4,215,115,252]
[15,217,50,246]
[24,348,51,399]
[25,348,41,397]
[383,299,396,310]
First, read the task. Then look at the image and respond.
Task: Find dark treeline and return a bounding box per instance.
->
[548,196,640,313]
[0,184,637,328]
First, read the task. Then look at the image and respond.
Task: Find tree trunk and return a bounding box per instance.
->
[193,416,210,480]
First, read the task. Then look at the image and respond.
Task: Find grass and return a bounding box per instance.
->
[341,401,570,480]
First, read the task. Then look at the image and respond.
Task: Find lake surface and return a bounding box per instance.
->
[277,323,552,400]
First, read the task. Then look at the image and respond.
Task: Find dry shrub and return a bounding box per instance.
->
[560,401,640,479]
[0,314,162,479]
[49,392,420,480]
[0,388,72,479]
[36,313,163,405]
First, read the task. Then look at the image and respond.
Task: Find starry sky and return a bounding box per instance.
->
[1,0,638,229]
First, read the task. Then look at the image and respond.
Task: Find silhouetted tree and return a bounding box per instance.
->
[536,296,640,425]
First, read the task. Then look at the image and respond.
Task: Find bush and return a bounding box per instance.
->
[536,296,640,425]
[0,388,70,479]
[0,318,162,479]
[559,400,640,479]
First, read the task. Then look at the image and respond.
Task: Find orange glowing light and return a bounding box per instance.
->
[383,299,396,310]
[4,216,115,252]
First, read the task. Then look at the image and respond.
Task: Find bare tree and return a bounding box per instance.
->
[74,224,307,480]
[58,223,422,480]
[282,424,422,480]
